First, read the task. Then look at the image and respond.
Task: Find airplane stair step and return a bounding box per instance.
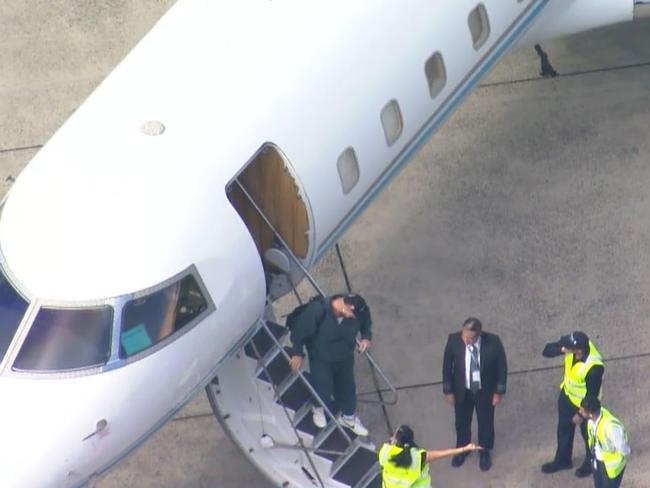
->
[313,422,358,462]
[276,372,316,412]
[331,442,380,488]
[293,402,324,438]
[356,471,382,488]
[244,321,286,360]
[207,317,384,487]
[257,346,293,386]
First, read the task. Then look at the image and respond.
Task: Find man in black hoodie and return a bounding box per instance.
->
[288,293,372,436]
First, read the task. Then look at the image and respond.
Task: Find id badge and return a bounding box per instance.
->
[472,371,481,382]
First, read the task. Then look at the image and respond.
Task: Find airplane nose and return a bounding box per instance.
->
[0,381,100,488]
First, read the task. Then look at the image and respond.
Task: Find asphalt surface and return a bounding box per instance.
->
[2,2,650,487]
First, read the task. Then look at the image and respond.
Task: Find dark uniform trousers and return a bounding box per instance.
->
[594,462,625,488]
[310,356,356,416]
[555,391,590,464]
[455,388,495,450]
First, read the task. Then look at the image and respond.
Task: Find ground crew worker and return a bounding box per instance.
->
[578,395,630,488]
[288,293,371,436]
[541,331,604,477]
[378,424,481,488]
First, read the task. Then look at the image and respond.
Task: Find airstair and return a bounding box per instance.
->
[206,179,397,487]
[206,315,389,488]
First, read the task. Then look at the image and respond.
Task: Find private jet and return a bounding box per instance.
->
[0,0,646,486]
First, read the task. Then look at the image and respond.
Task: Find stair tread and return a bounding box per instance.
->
[332,445,378,487]
[257,347,293,386]
[316,426,356,462]
[278,374,316,412]
[244,322,287,360]
[364,471,382,488]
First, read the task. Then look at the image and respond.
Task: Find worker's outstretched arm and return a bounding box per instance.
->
[425,443,481,463]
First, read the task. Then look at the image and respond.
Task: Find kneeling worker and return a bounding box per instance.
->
[579,396,630,488]
[379,424,481,488]
[288,293,371,436]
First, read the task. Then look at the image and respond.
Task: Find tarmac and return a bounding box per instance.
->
[2,2,650,487]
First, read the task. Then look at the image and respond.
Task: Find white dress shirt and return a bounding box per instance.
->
[465,336,482,390]
[588,413,631,460]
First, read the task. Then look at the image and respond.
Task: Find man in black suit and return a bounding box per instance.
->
[442,317,508,471]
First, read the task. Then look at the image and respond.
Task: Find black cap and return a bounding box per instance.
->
[559,331,589,351]
[343,294,367,317]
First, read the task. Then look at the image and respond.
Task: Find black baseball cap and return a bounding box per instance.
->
[343,294,367,317]
[559,331,589,351]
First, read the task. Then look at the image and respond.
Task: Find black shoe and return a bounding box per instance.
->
[541,460,573,474]
[479,450,492,471]
[575,459,592,478]
[451,452,468,467]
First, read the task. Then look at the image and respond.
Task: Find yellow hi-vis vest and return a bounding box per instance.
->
[560,340,603,407]
[588,407,628,479]
[378,443,431,488]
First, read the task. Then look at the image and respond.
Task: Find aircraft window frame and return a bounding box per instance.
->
[3,265,214,377]
[0,267,30,371]
[468,3,490,50]
[380,99,404,147]
[337,147,360,194]
[0,243,34,374]
[424,51,446,99]
[12,305,114,373]
[118,270,212,361]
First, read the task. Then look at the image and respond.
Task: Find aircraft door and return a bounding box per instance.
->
[226,143,312,297]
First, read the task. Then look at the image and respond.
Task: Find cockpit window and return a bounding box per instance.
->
[13,306,113,371]
[0,273,29,363]
[120,274,208,358]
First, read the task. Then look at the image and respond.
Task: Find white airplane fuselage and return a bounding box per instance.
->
[0,0,639,486]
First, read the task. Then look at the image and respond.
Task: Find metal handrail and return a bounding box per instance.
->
[356,351,398,405]
[234,178,398,406]
[249,330,326,488]
[233,180,324,297]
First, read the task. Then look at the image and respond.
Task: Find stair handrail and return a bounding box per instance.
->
[235,178,397,406]
[249,327,327,488]
[356,351,398,405]
[233,179,324,297]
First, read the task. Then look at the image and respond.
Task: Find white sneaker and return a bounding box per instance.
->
[339,414,369,436]
[312,407,326,428]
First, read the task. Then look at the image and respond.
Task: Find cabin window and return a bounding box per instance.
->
[337,147,360,194]
[380,100,404,146]
[0,272,28,364]
[424,52,446,99]
[468,4,490,50]
[14,306,113,371]
[119,274,208,358]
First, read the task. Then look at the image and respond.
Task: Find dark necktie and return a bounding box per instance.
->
[469,344,481,393]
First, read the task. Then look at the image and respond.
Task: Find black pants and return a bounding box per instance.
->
[454,389,495,450]
[310,357,356,416]
[593,461,625,488]
[555,391,590,464]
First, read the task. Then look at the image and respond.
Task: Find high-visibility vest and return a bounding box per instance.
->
[378,443,431,488]
[560,340,603,407]
[588,407,628,479]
